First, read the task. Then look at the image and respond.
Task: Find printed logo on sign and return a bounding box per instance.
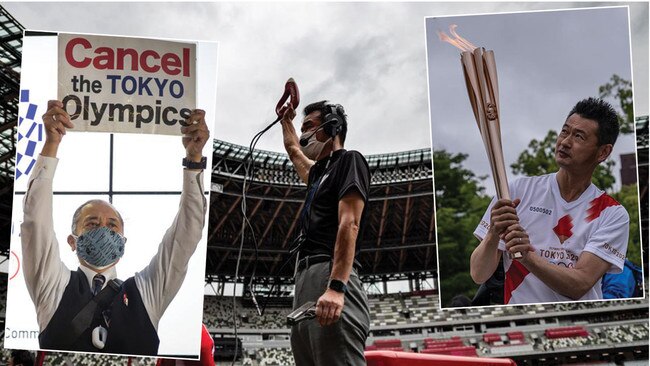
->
[15,89,43,182]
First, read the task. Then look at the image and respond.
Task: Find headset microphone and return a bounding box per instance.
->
[299,133,313,147]
[299,121,332,147]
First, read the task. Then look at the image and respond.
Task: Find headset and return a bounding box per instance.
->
[299,103,346,147]
[322,104,346,138]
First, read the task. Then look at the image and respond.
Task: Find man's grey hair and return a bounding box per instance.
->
[71,199,124,235]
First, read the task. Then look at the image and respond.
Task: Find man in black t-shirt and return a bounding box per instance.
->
[280,100,370,366]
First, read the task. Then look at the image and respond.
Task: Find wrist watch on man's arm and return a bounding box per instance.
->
[328,279,348,294]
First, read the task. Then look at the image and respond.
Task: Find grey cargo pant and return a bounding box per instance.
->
[290,261,370,366]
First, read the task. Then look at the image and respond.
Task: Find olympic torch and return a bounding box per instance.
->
[438,25,522,259]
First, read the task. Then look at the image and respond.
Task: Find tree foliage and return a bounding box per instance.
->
[599,74,634,134]
[510,130,616,191]
[611,183,641,266]
[433,150,491,306]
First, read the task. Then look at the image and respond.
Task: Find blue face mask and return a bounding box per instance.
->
[74,226,126,268]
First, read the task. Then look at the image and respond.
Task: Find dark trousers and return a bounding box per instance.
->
[290,262,370,366]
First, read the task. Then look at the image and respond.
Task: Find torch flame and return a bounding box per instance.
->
[437,24,477,52]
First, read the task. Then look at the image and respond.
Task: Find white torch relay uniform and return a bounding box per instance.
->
[474,173,629,305]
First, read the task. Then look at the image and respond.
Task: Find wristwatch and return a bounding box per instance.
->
[328,279,348,294]
[182,156,207,170]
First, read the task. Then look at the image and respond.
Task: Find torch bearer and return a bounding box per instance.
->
[439,25,522,259]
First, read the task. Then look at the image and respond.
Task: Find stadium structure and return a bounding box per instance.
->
[207,140,435,285]
[0,6,20,254]
[0,5,648,366]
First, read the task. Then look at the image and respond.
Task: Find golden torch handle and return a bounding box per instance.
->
[439,25,522,259]
[462,48,522,259]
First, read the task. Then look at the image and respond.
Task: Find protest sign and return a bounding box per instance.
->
[58,33,196,135]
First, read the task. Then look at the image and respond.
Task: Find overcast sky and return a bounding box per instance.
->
[426,6,643,195]
[4,2,647,159]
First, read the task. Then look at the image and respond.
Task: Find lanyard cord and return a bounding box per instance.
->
[231,116,280,366]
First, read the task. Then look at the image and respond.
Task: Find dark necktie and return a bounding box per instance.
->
[92,274,106,296]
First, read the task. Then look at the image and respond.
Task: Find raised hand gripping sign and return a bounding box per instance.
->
[58,33,196,136]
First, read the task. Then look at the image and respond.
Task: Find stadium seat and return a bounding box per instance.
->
[365,350,516,366]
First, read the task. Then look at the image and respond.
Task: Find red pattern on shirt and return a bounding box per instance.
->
[586,193,620,223]
[504,260,530,304]
[553,214,574,244]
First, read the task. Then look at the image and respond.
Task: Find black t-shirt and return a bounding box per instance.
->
[299,149,371,257]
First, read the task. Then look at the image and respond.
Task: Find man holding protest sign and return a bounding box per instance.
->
[20,100,209,355]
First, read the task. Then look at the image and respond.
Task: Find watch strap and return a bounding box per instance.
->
[183,156,207,170]
[328,279,348,294]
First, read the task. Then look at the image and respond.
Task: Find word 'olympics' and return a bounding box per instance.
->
[62,95,192,128]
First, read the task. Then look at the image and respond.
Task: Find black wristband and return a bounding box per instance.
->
[328,279,348,294]
[183,156,207,170]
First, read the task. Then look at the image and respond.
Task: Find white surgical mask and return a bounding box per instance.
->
[299,131,331,160]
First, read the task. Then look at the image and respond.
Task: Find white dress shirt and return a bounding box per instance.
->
[21,155,207,332]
